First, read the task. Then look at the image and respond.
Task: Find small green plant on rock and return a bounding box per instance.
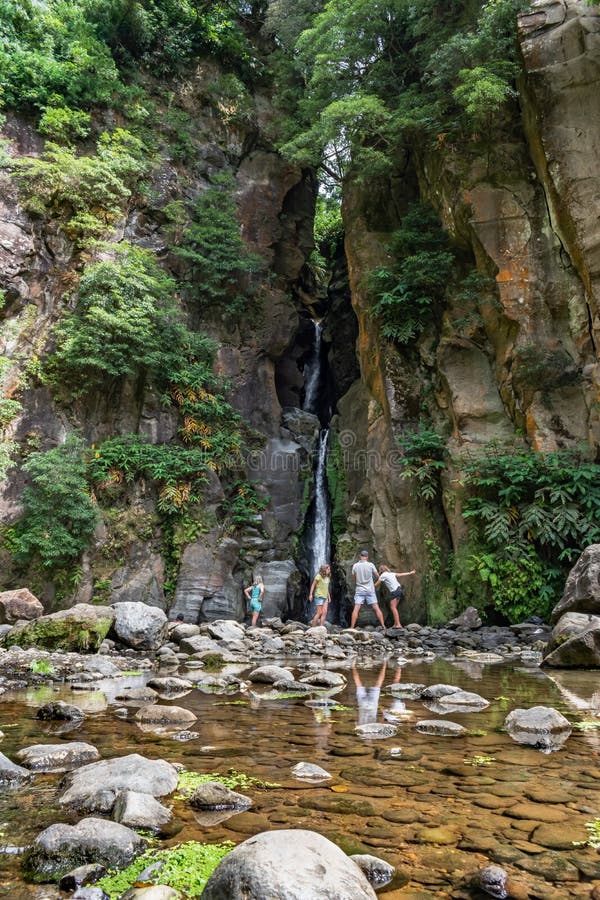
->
[397,424,448,500]
[169,172,264,319]
[573,720,600,732]
[29,659,55,676]
[573,819,600,849]
[464,755,495,766]
[369,205,455,345]
[176,769,279,799]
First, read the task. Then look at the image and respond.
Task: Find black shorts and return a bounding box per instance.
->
[389,586,404,601]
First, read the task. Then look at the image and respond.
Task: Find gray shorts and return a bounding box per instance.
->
[354,589,377,606]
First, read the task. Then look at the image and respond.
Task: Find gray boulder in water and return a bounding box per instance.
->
[504,706,571,752]
[111,602,168,650]
[16,742,99,773]
[0,750,31,785]
[550,543,600,622]
[22,817,145,882]
[59,753,179,813]
[189,781,251,811]
[202,829,377,899]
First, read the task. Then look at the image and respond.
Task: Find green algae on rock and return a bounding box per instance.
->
[3,605,115,652]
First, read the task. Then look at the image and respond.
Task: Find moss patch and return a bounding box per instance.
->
[176,769,279,799]
[96,841,234,898]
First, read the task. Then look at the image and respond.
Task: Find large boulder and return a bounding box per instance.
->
[201,829,377,899]
[3,604,114,652]
[59,753,179,813]
[504,706,571,752]
[22,817,145,883]
[111,602,168,650]
[543,612,600,667]
[447,607,482,629]
[550,544,600,623]
[0,588,44,624]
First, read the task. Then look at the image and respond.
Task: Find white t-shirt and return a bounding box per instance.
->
[379,571,401,592]
[352,560,378,590]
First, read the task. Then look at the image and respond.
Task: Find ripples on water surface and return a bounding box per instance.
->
[1,657,600,898]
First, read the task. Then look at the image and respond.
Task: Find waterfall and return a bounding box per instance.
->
[310,427,331,576]
[303,320,323,415]
[302,320,332,595]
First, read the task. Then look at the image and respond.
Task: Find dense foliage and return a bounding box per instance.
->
[45,242,185,395]
[12,129,148,241]
[169,173,264,317]
[399,430,600,621]
[6,435,98,570]
[0,0,262,126]
[369,204,455,344]
[276,0,525,178]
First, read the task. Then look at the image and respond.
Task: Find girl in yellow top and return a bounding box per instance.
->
[309,563,331,627]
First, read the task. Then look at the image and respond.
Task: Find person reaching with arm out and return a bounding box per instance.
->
[374,564,416,628]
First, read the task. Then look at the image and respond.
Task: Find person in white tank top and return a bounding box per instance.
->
[374,564,416,628]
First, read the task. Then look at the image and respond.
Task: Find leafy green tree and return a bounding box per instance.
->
[369,204,455,344]
[45,242,185,396]
[170,172,264,317]
[7,434,98,569]
[275,0,525,178]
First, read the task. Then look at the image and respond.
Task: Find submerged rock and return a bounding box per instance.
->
[36,701,84,722]
[355,723,398,739]
[415,720,467,736]
[134,705,197,727]
[202,829,377,899]
[22,817,145,883]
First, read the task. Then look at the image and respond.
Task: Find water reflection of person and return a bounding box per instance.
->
[390,665,406,716]
[353,661,386,725]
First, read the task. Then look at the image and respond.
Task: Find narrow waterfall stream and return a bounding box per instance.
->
[302,320,332,607]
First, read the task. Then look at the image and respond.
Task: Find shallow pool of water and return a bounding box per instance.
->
[1,656,600,898]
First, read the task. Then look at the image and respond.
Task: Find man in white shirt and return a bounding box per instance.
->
[350,550,385,628]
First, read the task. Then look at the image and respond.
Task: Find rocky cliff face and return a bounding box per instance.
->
[332,0,600,622]
[0,63,336,620]
[1,0,599,626]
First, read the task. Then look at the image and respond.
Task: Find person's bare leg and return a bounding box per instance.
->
[251,611,259,627]
[310,608,319,626]
[350,603,361,628]
[390,599,401,628]
[372,603,385,627]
